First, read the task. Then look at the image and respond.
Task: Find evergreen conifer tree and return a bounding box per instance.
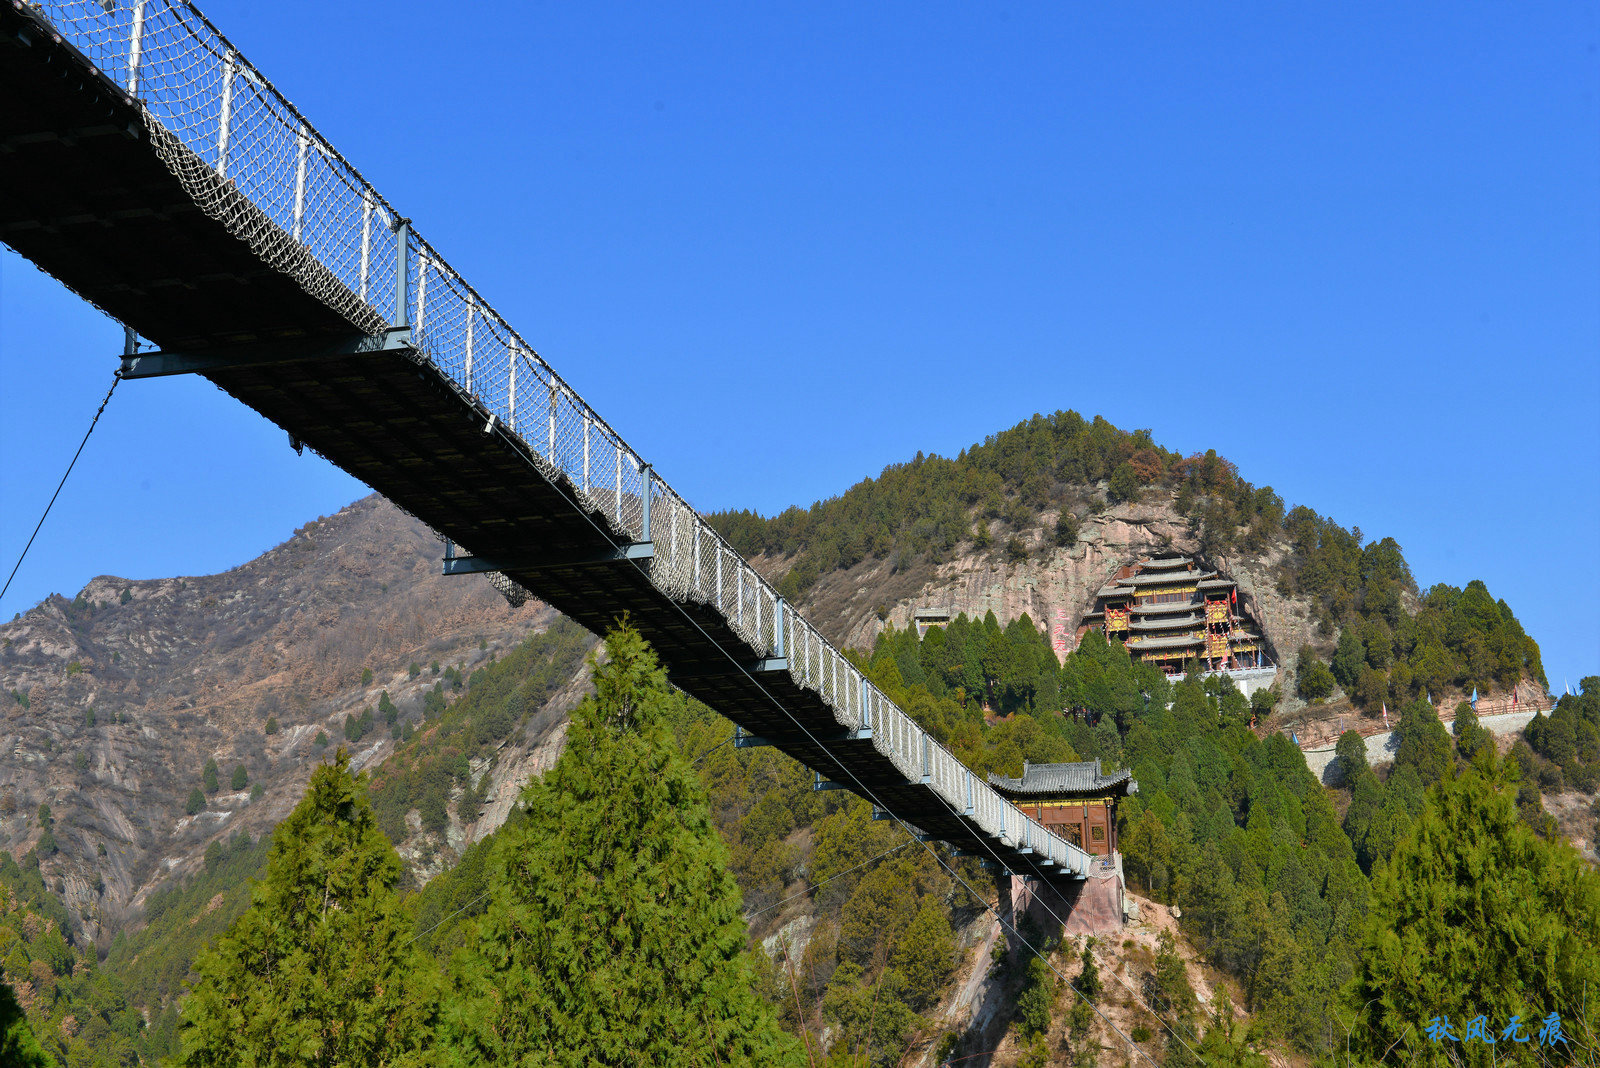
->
[440,623,803,1067]
[1348,754,1600,1065]
[177,751,437,1067]
[1452,701,1489,760]
[1394,698,1452,786]
[0,975,55,1068]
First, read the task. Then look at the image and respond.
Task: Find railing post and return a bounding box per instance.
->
[508,346,517,433]
[392,219,410,330]
[216,49,235,177]
[581,416,590,492]
[614,446,622,524]
[414,254,427,333]
[358,193,372,303]
[692,524,701,593]
[547,385,557,461]
[464,295,475,392]
[292,124,309,242]
[773,598,784,657]
[639,463,652,541]
[127,0,145,94]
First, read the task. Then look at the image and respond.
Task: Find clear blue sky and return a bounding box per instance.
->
[2,1,1597,687]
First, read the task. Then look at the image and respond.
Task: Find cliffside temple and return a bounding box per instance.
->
[988,761,1138,936]
[986,760,1137,856]
[1080,553,1277,696]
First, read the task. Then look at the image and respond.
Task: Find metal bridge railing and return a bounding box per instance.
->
[30,0,1094,880]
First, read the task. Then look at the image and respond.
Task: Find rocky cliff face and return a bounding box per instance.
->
[780,490,1326,694]
[0,495,558,944]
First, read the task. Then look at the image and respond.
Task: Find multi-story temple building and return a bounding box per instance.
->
[1078,553,1271,682]
[986,760,1137,856]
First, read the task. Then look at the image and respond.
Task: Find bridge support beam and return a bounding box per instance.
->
[119,329,414,379]
[668,656,788,685]
[732,725,771,749]
[440,541,653,576]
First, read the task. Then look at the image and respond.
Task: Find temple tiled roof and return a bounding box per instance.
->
[1197,577,1237,589]
[1130,615,1201,631]
[1118,570,1213,587]
[987,759,1137,797]
[1138,555,1194,570]
[1131,601,1201,616]
[1126,633,1205,650]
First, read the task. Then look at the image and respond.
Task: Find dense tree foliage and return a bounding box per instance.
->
[1524,676,1600,793]
[0,854,142,1066]
[439,624,802,1066]
[1348,752,1600,1066]
[0,976,54,1068]
[1304,571,1545,711]
[707,411,1275,599]
[177,752,437,1067]
[104,832,270,1060]
[1118,671,1368,1054]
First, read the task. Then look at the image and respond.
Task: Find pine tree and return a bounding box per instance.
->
[177,751,437,1067]
[889,896,956,1012]
[1348,755,1600,1065]
[1394,698,1451,787]
[0,976,54,1068]
[1452,701,1489,760]
[440,623,803,1067]
[1334,729,1368,787]
[1331,627,1365,691]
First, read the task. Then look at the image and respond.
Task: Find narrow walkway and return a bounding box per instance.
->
[1302,708,1540,782]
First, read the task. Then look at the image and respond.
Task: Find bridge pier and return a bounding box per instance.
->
[997,864,1125,946]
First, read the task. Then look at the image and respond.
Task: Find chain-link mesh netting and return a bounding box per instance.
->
[28,0,1093,879]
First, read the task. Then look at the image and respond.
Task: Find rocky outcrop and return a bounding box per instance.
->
[791,492,1313,690]
[0,495,559,944]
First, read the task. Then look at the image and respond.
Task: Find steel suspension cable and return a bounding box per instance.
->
[0,368,122,606]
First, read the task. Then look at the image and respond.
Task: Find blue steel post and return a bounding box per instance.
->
[639,463,652,542]
[393,219,410,331]
[774,598,785,658]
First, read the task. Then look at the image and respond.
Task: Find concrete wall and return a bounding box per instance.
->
[1303,708,1541,784]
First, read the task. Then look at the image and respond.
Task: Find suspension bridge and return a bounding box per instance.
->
[1,0,1109,890]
